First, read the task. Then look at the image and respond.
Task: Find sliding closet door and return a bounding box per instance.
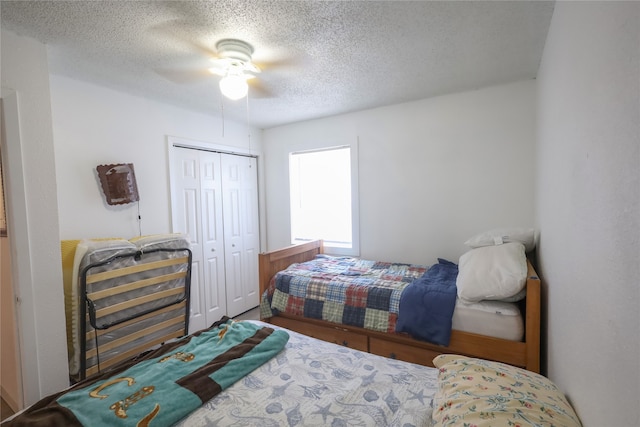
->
[171,148,227,333]
[221,153,260,317]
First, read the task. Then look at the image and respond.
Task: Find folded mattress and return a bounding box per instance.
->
[64,234,191,380]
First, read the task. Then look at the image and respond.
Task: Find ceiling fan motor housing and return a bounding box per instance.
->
[215,39,254,63]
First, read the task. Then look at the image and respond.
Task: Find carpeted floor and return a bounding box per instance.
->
[233,306,260,321]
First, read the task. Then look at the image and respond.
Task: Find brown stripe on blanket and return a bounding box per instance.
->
[176,327,274,402]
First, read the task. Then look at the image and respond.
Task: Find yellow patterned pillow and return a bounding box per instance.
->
[432,354,582,427]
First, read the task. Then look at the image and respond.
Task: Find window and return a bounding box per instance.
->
[289,145,359,256]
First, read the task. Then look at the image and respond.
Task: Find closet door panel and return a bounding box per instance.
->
[221,154,259,316]
[204,256,223,319]
[241,157,260,307]
[201,189,225,319]
[225,247,244,317]
[222,159,246,317]
[188,261,205,332]
[171,148,226,333]
[199,152,226,324]
[181,189,199,244]
[171,151,205,332]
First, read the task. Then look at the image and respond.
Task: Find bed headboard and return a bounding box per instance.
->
[258,240,324,297]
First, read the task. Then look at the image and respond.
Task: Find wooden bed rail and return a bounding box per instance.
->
[258,239,541,373]
[524,260,541,373]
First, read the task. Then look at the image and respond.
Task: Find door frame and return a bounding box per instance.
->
[0,90,26,410]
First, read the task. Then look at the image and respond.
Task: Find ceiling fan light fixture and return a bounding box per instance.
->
[219,73,249,100]
[213,39,260,100]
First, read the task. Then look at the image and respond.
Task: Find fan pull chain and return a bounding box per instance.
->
[220,96,226,138]
[245,93,252,156]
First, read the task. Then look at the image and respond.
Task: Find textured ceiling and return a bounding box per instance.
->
[1,1,554,129]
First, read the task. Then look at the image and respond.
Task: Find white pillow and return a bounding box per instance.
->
[464,227,537,252]
[497,286,527,302]
[456,243,527,303]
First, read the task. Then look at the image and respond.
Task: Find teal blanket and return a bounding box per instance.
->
[6,319,288,427]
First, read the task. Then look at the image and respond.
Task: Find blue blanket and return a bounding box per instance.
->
[395,259,458,346]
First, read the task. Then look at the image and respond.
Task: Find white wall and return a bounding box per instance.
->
[50,75,263,240]
[536,2,639,426]
[263,80,537,264]
[0,27,264,405]
[0,29,69,405]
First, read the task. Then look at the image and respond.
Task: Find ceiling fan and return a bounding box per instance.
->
[208,39,260,101]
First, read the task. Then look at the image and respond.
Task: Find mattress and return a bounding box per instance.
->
[176,320,439,426]
[452,298,524,341]
[65,238,137,377]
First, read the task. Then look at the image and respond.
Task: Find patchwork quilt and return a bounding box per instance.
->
[261,255,428,332]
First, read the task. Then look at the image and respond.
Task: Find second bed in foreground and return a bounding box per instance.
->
[6,319,581,426]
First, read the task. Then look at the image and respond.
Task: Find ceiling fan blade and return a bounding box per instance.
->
[248,79,273,99]
[210,57,233,67]
[155,67,212,84]
[244,62,261,74]
[147,19,217,58]
[252,54,302,73]
[208,67,227,77]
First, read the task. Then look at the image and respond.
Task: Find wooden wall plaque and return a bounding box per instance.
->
[96,163,139,205]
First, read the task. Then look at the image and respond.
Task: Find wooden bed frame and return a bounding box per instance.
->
[259,240,541,373]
